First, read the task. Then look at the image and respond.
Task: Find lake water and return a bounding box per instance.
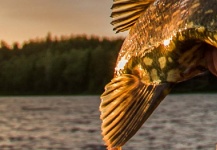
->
[0,95,216,150]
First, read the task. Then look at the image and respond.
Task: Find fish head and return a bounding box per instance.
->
[100,0,217,149]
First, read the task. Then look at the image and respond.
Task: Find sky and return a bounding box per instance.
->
[0,0,127,45]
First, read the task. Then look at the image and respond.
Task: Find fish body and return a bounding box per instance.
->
[100,0,217,149]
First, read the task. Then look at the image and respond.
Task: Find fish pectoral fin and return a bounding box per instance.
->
[111,0,155,33]
[100,74,172,149]
[108,147,122,150]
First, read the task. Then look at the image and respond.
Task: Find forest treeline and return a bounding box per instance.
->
[0,34,216,95]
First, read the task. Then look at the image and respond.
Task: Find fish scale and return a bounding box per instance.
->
[100,0,217,149]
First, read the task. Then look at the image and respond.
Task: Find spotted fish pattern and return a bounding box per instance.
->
[100,0,217,149]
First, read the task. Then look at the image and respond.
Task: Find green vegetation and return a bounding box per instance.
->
[0,34,216,95]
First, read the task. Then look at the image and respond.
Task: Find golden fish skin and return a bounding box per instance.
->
[100,0,217,149]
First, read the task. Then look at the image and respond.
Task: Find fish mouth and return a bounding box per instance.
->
[205,46,217,77]
[186,28,217,77]
[162,27,217,79]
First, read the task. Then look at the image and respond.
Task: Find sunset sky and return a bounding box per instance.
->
[0,0,127,45]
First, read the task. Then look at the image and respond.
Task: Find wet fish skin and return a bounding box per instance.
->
[100,0,217,149]
[116,0,217,80]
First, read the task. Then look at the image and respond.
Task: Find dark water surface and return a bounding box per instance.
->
[0,95,216,150]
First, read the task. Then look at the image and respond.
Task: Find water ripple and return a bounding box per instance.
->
[0,95,216,150]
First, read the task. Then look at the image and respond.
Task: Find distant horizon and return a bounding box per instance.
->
[0,32,127,47]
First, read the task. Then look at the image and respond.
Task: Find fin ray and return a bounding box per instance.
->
[111,0,155,33]
[100,74,172,148]
[108,84,148,144]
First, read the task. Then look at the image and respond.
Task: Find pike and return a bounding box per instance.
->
[100,0,217,149]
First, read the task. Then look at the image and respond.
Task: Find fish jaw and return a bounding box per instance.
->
[100,74,172,149]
